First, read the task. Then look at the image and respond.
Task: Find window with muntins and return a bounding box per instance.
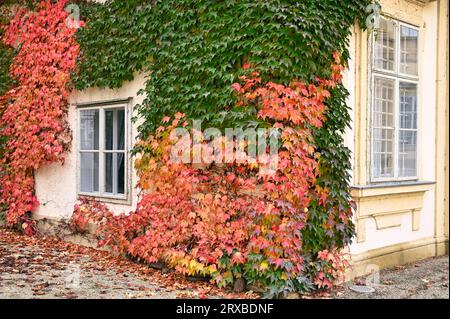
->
[79,105,127,198]
[371,17,419,181]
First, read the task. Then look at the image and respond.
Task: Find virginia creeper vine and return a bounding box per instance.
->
[71,55,350,297]
[0,0,81,229]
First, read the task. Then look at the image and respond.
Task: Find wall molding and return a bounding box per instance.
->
[347,236,448,280]
[352,182,434,242]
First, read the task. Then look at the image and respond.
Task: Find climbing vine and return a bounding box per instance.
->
[71,0,152,90]
[72,0,371,131]
[0,0,81,228]
[71,0,370,254]
[71,55,351,297]
[69,0,371,292]
[0,43,13,97]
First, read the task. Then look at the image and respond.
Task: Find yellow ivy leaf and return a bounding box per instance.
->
[260,261,269,271]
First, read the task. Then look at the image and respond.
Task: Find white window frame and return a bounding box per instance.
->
[370,17,420,183]
[77,100,130,201]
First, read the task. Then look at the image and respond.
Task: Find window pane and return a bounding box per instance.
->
[373,77,395,179]
[105,110,114,150]
[373,128,394,178]
[80,110,99,150]
[374,18,396,71]
[398,130,417,177]
[80,153,99,193]
[373,77,395,128]
[117,109,125,151]
[117,153,125,194]
[105,153,113,193]
[105,108,125,151]
[399,82,417,177]
[104,153,125,195]
[400,26,418,75]
[399,82,417,129]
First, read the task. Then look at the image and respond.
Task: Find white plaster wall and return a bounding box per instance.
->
[35,73,147,220]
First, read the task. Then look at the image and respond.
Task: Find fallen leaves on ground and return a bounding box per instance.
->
[0,229,259,299]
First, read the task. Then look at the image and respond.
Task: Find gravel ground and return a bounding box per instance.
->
[331,255,449,299]
[1,229,448,299]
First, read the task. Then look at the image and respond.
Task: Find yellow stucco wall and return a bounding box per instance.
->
[436,0,449,253]
[345,0,449,278]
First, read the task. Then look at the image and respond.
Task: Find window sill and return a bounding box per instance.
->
[78,193,132,206]
[351,180,435,198]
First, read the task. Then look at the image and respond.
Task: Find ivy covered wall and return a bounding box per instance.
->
[1,0,373,296]
[73,0,370,131]
[71,0,371,251]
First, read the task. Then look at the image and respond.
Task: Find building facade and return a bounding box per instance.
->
[33,0,449,278]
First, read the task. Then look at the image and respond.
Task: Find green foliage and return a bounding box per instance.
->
[140,0,372,137]
[73,0,371,135]
[303,84,356,254]
[0,3,15,96]
[72,0,153,89]
[0,43,13,96]
[0,3,15,161]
